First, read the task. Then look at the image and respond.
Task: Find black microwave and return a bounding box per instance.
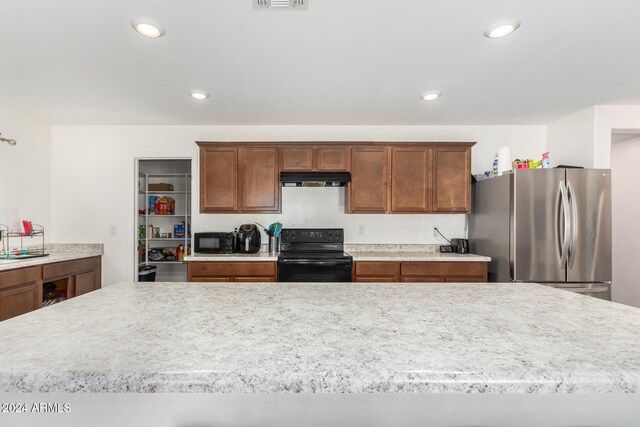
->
[194,232,235,254]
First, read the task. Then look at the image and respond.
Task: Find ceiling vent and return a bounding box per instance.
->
[253,0,308,10]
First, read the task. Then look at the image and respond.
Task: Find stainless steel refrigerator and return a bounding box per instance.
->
[469,168,612,300]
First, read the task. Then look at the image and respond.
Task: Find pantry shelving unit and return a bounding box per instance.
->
[135,160,192,282]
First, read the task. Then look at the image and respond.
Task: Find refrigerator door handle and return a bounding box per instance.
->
[567,180,579,269]
[558,180,571,266]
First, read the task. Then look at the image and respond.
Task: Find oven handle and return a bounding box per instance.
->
[278,259,352,266]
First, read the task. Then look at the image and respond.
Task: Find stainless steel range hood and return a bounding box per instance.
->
[280,172,351,187]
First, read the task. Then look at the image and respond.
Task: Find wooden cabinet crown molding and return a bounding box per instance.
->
[196,141,476,148]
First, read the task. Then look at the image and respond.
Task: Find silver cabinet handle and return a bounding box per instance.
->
[558,181,571,266]
[567,180,579,269]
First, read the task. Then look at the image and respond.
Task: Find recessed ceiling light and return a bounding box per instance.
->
[484,20,521,39]
[189,90,209,100]
[421,92,441,102]
[131,18,165,38]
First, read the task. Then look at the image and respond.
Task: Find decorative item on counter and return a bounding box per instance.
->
[497,146,512,175]
[492,154,499,175]
[542,152,550,168]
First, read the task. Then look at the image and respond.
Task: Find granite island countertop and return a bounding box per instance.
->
[0,281,638,393]
[0,243,103,272]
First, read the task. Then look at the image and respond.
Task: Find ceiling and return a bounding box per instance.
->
[1,0,639,125]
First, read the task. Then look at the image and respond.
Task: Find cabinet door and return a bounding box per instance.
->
[282,147,313,171]
[433,146,471,212]
[316,147,349,171]
[348,147,389,213]
[200,146,238,212]
[391,147,433,212]
[75,271,97,296]
[240,147,281,213]
[0,267,42,321]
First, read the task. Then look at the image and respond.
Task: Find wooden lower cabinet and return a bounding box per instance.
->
[0,256,101,322]
[0,267,42,321]
[43,257,102,298]
[188,262,277,282]
[353,261,487,283]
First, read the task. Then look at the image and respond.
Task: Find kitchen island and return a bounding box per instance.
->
[0,281,638,394]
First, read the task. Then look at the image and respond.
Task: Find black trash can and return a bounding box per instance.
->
[138,265,157,282]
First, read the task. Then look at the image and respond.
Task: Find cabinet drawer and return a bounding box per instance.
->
[354,277,397,283]
[354,261,398,276]
[0,266,40,290]
[400,277,444,283]
[189,262,276,278]
[43,257,98,281]
[401,262,487,277]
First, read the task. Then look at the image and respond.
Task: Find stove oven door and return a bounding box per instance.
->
[277,258,352,282]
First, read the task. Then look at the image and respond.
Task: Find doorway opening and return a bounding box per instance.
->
[611,130,640,307]
[135,159,192,282]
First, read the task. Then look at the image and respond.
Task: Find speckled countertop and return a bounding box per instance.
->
[0,281,638,393]
[0,243,103,272]
[185,244,490,262]
[347,252,490,262]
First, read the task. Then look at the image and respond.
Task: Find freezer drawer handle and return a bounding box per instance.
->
[567,180,579,269]
[558,181,571,266]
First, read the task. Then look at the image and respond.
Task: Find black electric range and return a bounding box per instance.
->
[277,228,352,282]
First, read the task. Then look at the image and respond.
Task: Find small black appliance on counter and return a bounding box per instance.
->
[194,232,235,254]
[236,224,261,254]
[440,238,470,254]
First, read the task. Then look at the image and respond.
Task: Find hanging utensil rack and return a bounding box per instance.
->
[0,223,47,260]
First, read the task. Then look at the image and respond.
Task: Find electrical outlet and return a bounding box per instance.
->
[109,225,116,236]
[358,224,365,236]
[433,226,439,238]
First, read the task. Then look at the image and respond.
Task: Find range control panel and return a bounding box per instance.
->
[280,228,344,244]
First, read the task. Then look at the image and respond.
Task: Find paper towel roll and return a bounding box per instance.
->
[497,146,512,175]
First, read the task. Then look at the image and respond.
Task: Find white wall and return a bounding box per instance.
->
[594,105,640,168]
[546,107,595,168]
[50,124,546,286]
[0,105,51,237]
[611,135,640,307]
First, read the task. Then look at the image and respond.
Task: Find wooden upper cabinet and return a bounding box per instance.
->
[282,148,313,171]
[239,147,281,213]
[316,147,349,171]
[391,147,433,213]
[198,142,473,214]
[281,146,350,171]
[433,146,471,212]
[200,146,238,213]
[348,147,389,213]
